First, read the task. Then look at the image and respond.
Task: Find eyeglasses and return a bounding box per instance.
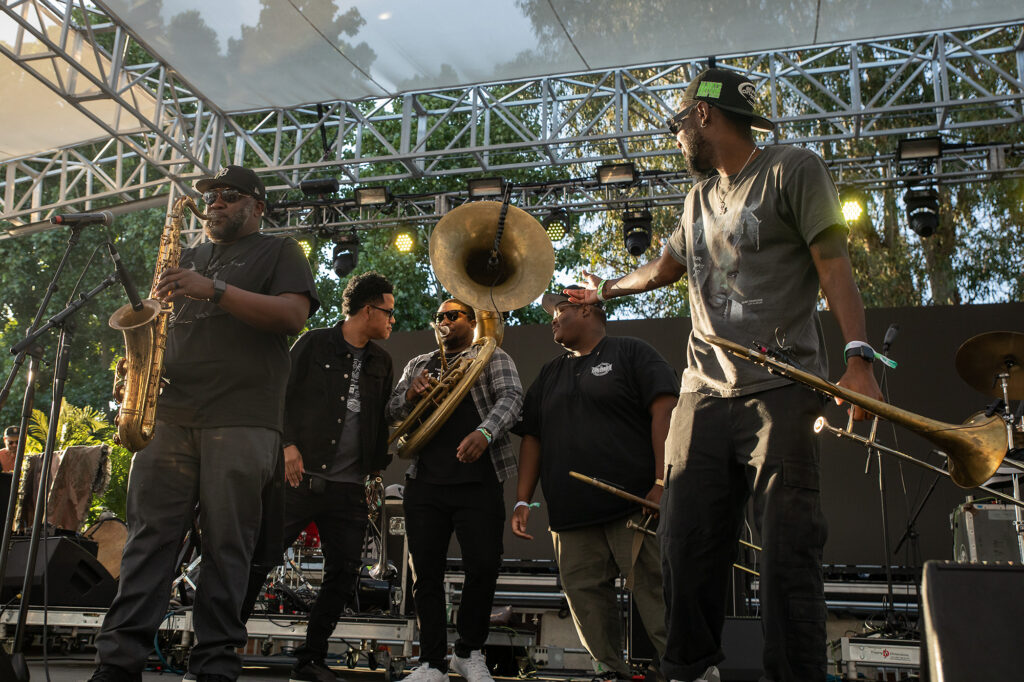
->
[369,304,395,319]
[434,310,468,324]
[202,188,253,205]
[666,102,698,135]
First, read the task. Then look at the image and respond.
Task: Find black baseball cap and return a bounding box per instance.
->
[195,165,266,201]
[3,426,18,438]
[669,68,775,133]
[541,285,604,316]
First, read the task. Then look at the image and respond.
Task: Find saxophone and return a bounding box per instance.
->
[109,196,206,451]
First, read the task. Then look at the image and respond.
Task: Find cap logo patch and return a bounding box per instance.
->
[696,81,722,99]
[738,82,756,105]
[214,168,229,179]
[591,362,613,377]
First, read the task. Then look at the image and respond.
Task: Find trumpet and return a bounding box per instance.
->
[705,335,1024,508]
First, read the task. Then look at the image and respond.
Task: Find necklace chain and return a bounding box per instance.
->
[716,146,758,214]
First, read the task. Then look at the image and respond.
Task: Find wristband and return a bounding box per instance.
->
[477,427,493,443]
[654,478,664,487]
[595,279,608,302]
[514,501,540,512]
[843,341,897,369]
[211,278,227,304]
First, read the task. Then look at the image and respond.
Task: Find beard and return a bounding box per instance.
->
[681,127,715,181]
[205,201,253,242]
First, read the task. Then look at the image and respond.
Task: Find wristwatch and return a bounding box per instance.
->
[211,278,227,304]
[844,344,875,364]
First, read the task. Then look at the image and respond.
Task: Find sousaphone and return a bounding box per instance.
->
[389,201,555,458]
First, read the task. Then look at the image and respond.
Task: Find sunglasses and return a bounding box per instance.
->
[369,304,395,319]
[202,188,253,205]
[666,102,699,135]
[434,310,468,324]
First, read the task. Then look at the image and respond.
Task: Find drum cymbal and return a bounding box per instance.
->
[955,331,1024,399]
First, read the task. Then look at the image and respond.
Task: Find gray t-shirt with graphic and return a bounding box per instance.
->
[666,144,847,397]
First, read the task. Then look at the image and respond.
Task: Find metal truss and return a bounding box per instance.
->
[2,0,1023,239]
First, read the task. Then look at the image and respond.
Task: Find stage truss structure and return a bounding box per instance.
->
[1,0,1023,243]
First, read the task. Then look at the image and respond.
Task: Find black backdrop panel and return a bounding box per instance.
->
[377,303,1024,565]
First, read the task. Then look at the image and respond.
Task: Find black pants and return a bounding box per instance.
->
[658,385,828,682]
[243,479,367,663]
[95,424,279,680]
[403,477,505,670]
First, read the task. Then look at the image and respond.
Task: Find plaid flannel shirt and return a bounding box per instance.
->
[387,344,523,482]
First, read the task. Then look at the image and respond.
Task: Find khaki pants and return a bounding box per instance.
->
[551,511,667,677]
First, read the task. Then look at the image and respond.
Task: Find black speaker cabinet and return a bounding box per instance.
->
[921,560,1024,681]
[1,536,117,607]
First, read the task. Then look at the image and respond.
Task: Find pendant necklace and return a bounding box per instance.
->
[715,146,759,214]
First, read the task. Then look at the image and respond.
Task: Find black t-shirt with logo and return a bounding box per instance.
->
[517,336,678,531]
[157,233,319,431]
[414,352,497,485]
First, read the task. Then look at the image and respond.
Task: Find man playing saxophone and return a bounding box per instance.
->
[90,165,319,682]
[241,271,397,682]
[387,299,523,682]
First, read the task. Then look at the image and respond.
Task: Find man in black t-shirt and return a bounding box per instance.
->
[91,166,319,682]
[387,299,523,682]
[241,271,396,682]
[512,287,677,680]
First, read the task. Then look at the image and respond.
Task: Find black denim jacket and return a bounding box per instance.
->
[281,321,394,476]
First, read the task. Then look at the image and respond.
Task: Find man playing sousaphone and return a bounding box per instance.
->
[387,299,523,682]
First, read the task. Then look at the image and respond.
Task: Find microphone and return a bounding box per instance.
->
[50,211,113,226]
[106,240,144,312]
[882,323,900,354]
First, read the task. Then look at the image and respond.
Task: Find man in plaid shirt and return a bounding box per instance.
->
[387,298,522,682]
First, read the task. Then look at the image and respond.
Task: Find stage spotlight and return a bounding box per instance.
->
[596,163,638,185]
[355,186,391,206]
[331,234,359,277]
[297,236,315,260]
[300,178,340,196]
[467,177,506,198]
[840,189,867,226]
[394,232,415,253]
[622,207,652,257]
[904,187,939,237]
[897,136,942,162]
[542,208,570,242]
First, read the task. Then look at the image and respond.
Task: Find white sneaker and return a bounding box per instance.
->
[402,663,449,682]
[450,651,493,682]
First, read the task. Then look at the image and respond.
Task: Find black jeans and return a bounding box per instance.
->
[658,385,828,682]
[95,424,279,680]
[403,477,505,670]
[243,479,367,663]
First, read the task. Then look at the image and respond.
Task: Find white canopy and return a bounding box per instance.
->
[2,0,1022,161]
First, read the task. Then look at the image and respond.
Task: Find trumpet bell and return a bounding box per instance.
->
[430,201,554,312]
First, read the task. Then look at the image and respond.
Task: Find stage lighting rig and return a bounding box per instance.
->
[542,208,571,242]
[394,232,416,253]
[331,232,360,277]
[596,163,638,185]
[355,186,391,206]
[840,189,870,231]
[904,187,940,237]
[299,178,340,196]
[622,207,652,257]
[467,177,506,198]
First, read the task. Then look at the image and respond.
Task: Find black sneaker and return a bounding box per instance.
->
[290,659,339,682]
[196,676,233,682]
[88,665,141,682]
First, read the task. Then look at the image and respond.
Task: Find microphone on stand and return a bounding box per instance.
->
[49,211,114,226]
[882,323,900,355]
[106,241,144,312]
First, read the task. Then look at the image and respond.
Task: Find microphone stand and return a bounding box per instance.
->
[2,273,120,681]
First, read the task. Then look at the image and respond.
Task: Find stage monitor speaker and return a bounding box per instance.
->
[1,536,117,608]
[921,560,1024,681]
